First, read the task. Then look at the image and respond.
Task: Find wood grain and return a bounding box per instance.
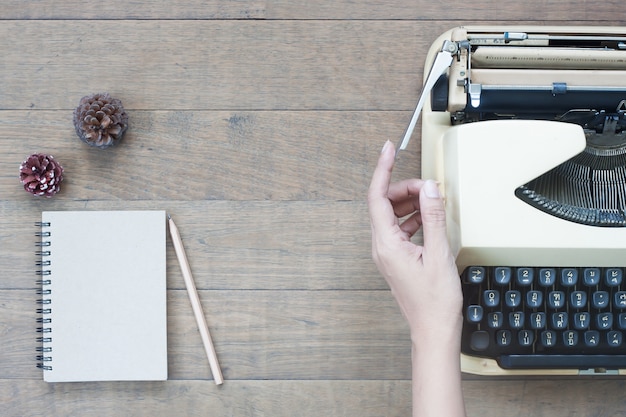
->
[0,20,445,111]
[0,1,266,19]
[2,2,626,416]
[2,0,625,21]
[0,111,418,202]
[267,1,626,21]
[3,380,411,417]
[3,379,626,417]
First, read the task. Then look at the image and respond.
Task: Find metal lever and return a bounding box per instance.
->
[396,40,457,156]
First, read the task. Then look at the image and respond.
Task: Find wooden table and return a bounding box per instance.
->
[1,2,625,415]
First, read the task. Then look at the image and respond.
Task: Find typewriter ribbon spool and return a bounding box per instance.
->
[35,221,52,371]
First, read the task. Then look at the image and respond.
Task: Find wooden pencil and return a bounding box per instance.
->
[168,214,224,385]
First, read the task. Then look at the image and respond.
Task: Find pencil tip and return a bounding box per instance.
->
[167,213,172,220]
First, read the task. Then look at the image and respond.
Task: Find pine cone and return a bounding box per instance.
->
[19,154,64,197]
[73,93,128,148]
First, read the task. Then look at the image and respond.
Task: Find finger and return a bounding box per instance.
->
[387,179,424,218]
[398,211,422,237]
[367,140,397,231]
[387,178,424,203]
[418,180,451,257]
[391,195,420,219]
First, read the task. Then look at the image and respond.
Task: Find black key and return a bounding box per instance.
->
[583,268,600,286]
[606,268,622,287]
[539,268,556,286]
[518,330,534,346]
[561,268,578,287]
[552,312,568,329]
[593,291,609,309]
[608,331,623,347]
[494,267,511,285]
[470,330,490,351]
[467,267,485,284]
[499,354,626,369]
[509,312,524,329]
[615,292,626,309]
[517,268,534,286]
[496,330,511,347]
[505,290,522,308]
[570,291,586,309]
[541,330,557,347]
[548,291,565,309]
[530,312,546,329]
[526,291,542,308]
[619,313,626,330]
[483,290,500,307]
[487,312,503,329]
[584,330,600,347]
[573,312,590,330]
[597,313,613,330]
[563,330,578,347]
[466,305,483,323]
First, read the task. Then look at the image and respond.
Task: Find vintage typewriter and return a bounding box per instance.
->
[400,26,626,375]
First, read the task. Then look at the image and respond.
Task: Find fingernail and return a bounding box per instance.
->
[381,140,392,154]
[423,180,440,198]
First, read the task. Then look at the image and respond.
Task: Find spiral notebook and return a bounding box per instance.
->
[36,210,168,382]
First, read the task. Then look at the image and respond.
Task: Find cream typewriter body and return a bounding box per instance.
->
[415,26,626,375]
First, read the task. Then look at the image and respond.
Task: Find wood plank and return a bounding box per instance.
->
[2,0,625,21]
[2,380,408,417]
[268,1,626,21]
[3,378,626,417]
[0,1,266,19]
[466,379,626,417]
[170,290,412,381]
[0,111,419,202]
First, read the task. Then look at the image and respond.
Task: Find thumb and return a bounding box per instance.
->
[419,180,450,256]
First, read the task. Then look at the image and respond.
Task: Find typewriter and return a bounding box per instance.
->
[403,26,626,375]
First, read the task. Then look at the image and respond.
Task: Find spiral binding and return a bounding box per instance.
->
[35,221,52,371]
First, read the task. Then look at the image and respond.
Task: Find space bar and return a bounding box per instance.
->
[499,354,626,369]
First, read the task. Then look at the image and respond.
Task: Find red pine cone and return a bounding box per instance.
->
[73,93,128,148]
[19,154,64,197]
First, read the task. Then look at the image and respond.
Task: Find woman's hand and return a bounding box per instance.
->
[367,140,462,338]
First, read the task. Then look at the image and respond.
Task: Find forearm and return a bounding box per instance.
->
[411,326,466,417]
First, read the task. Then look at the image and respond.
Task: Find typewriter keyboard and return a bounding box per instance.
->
[462,266,626,369]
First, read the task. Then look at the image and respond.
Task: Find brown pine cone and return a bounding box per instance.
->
[73,93,128,148]
[19,154,64,197]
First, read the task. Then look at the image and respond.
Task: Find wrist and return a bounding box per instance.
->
[410,313,463,354]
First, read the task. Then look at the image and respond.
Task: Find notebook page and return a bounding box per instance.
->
[40,210,167,382]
